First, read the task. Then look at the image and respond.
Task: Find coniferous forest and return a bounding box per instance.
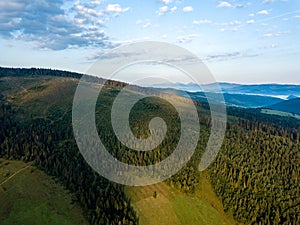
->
[0,67,299,224]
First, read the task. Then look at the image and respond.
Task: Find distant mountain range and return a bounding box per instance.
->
[149,82,300,113]
[149,82,300,98]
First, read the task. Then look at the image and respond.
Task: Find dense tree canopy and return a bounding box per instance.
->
[0,67,299,225]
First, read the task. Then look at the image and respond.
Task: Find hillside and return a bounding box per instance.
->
[0,67,299,225]
[0,69,232,224]
[0,73,138,224]
[125,172,238,225]
[267,98,300,115]
[0,159,88,225]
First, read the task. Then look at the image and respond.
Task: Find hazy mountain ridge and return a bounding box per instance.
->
[150,82,300,95]
[150,82,300,109]
[153,87,284,108]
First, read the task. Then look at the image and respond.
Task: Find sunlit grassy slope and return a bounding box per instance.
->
[125,172,240,225]
[0,159,88,225]
[261,109,300,120]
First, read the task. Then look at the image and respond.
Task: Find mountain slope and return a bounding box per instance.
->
[0,159,88,225]
[0,74,138,224]
[125,172,238,225]
[267,98,300,115]
[0,67,299,225]
[0,68,233,224]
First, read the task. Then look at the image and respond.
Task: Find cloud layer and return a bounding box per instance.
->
[0,0,129,50]
[217,1,232,8]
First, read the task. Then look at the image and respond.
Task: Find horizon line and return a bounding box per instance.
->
[1,65,300,85]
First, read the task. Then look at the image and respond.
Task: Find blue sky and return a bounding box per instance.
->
[0,0,299,84]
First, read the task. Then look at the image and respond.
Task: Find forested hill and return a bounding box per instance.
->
[0,69,138,224]
[0,67,83,79]
[0,67,299,225]
[268,97,300,115]
[0,66,129,89]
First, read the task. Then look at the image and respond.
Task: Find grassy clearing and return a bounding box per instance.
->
[171,195,227,225]
[126,183,181,225]
[125,172,239,225]
[0,159,88,225]
[261,109,300,120]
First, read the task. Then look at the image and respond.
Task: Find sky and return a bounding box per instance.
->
[0,0,299,84]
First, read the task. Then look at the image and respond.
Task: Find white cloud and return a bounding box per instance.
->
[73,18,86,26]
[193,20,212,25]
[0,0,115,50]
[136,19,154,28]
[262,0,291,4]
[177,34,201,43]
[183,6,193,12]
[203,51,260,62]
[249,13,255,17]
[230,20,241,25]
[216,20,241,26]
[136,19,143,25]
[247,20,255,24]
[257,10,269,15]
[262,0,275,4]
[235,4,244,9]
[217,1,232,8]
[217,24,240,32]
[97,20,104,25]
[170,6,177,12]
[112,37,150,45]
[157,6,168,15]
[75,4,103,17]
[88,0,102,6]
[276,30,290,36]
[106,4,129,13]
[264,44,278,49]
[143,22,152,28]
[161,0,173,4]
[263,33,273,37]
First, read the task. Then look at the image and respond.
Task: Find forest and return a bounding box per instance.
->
[0,67,299,224]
